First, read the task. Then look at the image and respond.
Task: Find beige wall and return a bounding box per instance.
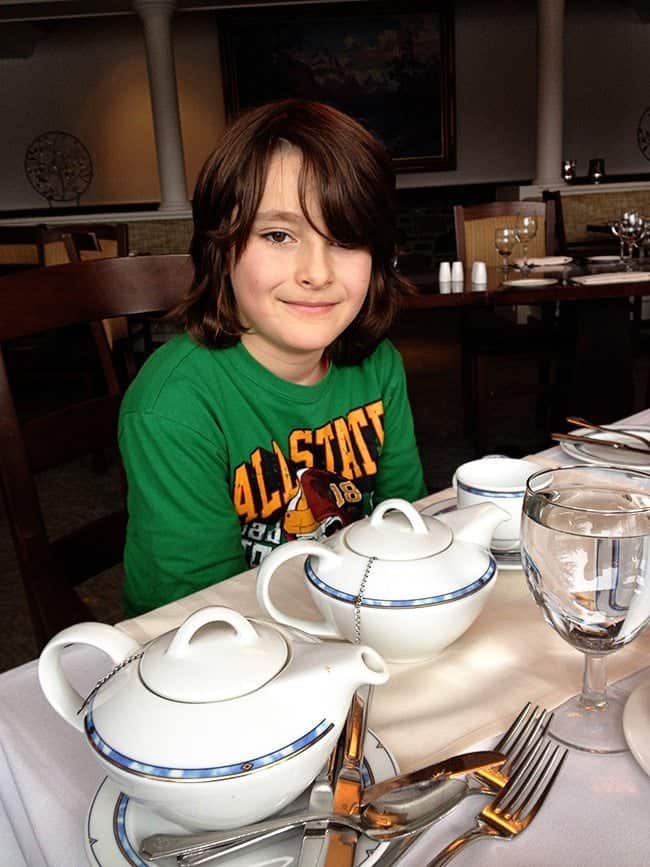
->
[0,1,648,211]
[0,11,224,210]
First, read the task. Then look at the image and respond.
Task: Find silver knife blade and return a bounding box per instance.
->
[323,684,373,867]
[296,746,337,867]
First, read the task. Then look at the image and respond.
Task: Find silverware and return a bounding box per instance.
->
[139,748,505,863]
[551,431,650,455]
[424,737,567,866]
[296,741,338,867]
[566,416,650,450]
[361,749,505,806]
[323,683,372,867]
[371,702,552,867]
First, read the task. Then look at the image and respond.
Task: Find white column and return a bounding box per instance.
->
[134,0,190,212]
[533,0,565,187]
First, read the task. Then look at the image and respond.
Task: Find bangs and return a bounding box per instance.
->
[297,147,395,259]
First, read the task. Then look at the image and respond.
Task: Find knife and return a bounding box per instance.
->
[296,739,339,867]
[551,431,650,455]
[360,749,505,806]
[323,684,373,867]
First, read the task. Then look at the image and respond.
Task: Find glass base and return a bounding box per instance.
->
[548,683,629,754]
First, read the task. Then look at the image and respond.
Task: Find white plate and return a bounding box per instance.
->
[558,426,650,471]
[501,278,558,288]
[623,679,650,777]
[513,256,572,269]
[85,729,397,867]
[586,255,620,263]
[419,498,523,571]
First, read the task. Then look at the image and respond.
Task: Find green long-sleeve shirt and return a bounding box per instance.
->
[119,334,426,615]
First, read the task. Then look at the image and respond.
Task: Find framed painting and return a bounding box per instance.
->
[217,1,455,172]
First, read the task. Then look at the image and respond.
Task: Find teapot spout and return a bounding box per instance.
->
[436,502,509,551]
[324,642,389,693]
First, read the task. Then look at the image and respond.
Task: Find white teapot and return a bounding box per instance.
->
[38,606,388,830]
[257,498,508,663]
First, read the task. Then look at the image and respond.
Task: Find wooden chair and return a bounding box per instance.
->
[0,225,71,272]
[59,224,138,382]
[453,201,559,454]
[0,254,192,650]
[454,200,555,268]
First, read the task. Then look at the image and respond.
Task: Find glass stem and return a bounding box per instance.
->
[580,653,608,709]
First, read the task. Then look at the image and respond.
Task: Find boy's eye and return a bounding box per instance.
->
[262,231,293,245]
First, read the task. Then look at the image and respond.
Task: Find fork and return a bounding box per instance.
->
[425,737,568,866]
[566,416,650,450]
[371,702,552,867]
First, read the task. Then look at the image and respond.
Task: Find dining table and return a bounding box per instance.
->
[0,410,649,867]
[405,261,649,429]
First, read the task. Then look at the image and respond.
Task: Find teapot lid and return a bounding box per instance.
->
[140,607,288,702]
[346,499,452,560]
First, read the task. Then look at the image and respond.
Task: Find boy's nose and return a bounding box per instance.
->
[296,239,334,289]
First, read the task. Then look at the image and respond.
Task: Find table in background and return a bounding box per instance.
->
[0,411,649,866]
[404,264,649,425]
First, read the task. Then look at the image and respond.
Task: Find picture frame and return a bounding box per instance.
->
[217,1,456,173]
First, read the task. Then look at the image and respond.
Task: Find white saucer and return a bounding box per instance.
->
[623,679,650,777]
[85,729,397,867]
[501,277,558,288]
[419,498,523,571]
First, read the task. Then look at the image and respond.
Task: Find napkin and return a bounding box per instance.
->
[514,256,572,268]
[571,271,650,285]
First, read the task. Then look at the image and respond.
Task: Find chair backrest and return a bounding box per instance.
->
[541,191,567,252]
[59,223,131,351]
[454,201,556,268]
[0,225,70,269]
[0,254,192,649]
[57,222,129,263]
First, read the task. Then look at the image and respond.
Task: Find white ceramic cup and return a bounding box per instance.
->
[438,261,451,283]
[453,456,540,552]
[471,260,487,285]
[451,260,464,282]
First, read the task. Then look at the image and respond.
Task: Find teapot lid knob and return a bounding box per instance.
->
[140,607,288,702]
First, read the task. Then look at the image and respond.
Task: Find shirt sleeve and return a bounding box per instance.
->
[373,341,427,504]
[119,410,247,616]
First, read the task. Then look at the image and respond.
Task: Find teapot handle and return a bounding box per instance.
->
[38,623,141,733]
[370,498,429,534]
[256,541,342,639]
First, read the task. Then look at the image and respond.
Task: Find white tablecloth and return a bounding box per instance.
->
[0,410,649,867]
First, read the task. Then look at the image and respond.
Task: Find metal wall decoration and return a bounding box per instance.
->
[24,130,93,205]
[637,107,650,161]
[218,1,456,173]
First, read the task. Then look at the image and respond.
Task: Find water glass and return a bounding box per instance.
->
[521,465,650,754]
[494,227,516,271]
[514,216,537,271]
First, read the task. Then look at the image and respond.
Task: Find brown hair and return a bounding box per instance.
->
[173,99,413,365]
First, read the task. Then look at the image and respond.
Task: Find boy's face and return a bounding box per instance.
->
[229,147,372,383]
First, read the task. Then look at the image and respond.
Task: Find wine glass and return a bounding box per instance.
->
[521,465,650,754]
[612,211,646,270]
[494,227,517,271]
[514,216,537,271]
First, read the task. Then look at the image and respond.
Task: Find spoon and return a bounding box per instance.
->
[566,416,650,450]
[140,750,505,863]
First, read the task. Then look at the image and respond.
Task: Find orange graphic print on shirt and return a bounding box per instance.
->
[233,400,384,566]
